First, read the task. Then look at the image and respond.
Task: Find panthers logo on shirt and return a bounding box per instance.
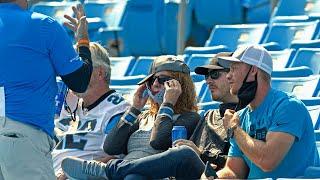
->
[52,91,130,173]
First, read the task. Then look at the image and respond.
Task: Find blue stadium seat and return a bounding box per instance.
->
[31,2,76,22]
[116,0,164,56]
[109,56,136,77]
[206,24,268,51]
[291,39,320,50]
[194,0,244,28]
[272,0,307,17]
[271,66,313,78]
[195,81,212,103]
[301,97,320,129]
[288,48,320,75]
[127,56,155,76]
[198,101,220,111]
[183,45,230,61]
[269,49,295,70]
[110,75,146,86]
[242,0,272,23]
[83,1,126,28]
[263,21,319,50]
[91,27,122,57]
[271,75,320,98]
[161,0,193,54]
[186,54,216,72]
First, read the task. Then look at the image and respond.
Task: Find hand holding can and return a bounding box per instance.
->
[172,126,187,146]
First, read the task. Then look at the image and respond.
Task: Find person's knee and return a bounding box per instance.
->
[171,145,199,159]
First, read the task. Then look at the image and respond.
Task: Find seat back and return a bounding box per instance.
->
[206,24,268,51]
[128,56,155,76]
[271,75,320,98]
[263,21,319,49]
[269,49,295,70]
[289,48,320,75]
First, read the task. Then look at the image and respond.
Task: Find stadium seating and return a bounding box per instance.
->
[271,66,313,78]
[194,0,244,28]
[288,48,320,75]
[263,21,320,50]
[206,24,268,51]
[269,49,295,70]
[273,0,320,17]
[271,75,320,98]
[109,56,136,77]
[127,56,155,76]
[301,97,320,130]
[186,54,216,72]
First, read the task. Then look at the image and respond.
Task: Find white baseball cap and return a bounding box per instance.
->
[218,45,273,75]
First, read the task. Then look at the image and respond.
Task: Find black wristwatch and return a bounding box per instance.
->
[227,125,238,140]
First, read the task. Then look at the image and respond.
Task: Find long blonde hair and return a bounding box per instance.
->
[149,71,198,115]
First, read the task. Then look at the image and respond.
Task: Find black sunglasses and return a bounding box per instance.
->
[148,75,173,86]
[205,69,229,80]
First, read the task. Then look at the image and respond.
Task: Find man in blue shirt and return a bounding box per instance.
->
[215,45,319,178]
[0,1,92,179]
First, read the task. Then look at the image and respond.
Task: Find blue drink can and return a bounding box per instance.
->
[172,126,187,144]
[55,78,68,119]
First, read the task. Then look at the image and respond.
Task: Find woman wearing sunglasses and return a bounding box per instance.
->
[101,55,200,162]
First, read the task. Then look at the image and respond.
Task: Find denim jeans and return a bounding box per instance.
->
[105,145,205,179]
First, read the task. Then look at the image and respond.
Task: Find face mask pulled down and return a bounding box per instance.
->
[147,86,165,105]
[236,66,258,110]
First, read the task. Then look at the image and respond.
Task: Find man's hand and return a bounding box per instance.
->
[132,84,149,110]
[173,139,202,156]
[163,79,182,106]
[56,172,67,180]
[64,4,89,41]
[223,109,240,130]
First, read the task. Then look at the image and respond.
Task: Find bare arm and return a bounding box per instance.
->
[232,126,294,172]
[223,110,295,172]
[217,157,249,178]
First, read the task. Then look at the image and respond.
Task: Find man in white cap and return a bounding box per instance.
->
[215,45,319,178]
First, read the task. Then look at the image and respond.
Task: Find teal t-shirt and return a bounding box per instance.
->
[228,88,319,178]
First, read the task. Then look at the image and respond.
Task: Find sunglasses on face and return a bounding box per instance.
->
[148,75,173,86]
[205,69,229,80]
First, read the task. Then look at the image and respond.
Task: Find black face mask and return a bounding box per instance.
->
[236,66,257,111]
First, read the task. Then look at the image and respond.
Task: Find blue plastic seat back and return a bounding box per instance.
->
[194,0,243,28]
[301,97,320,129]
[187,54,216,72]
[289,48,320,75]
[109,56,136,77]
[271,75,320,98]
[263,21,319,49]
[271,66,313,78]
[206,24,268,51]
[117,0,163,56]
[273,0,307,16]
[31,2,75,22]
[269,49,295,70]
[83,1,126,27]
[128,56,155,76]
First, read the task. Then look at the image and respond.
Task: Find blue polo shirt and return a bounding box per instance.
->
[229,88,319,178]
[0,3,83,137]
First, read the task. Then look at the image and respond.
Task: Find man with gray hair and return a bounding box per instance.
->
[53,42,130,180]
[215,45,319,178]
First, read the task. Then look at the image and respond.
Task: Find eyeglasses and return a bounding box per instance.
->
[148,75,173,86]
[205,69,229,80]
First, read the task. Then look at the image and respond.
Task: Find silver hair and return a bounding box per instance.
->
[89,42,111,85]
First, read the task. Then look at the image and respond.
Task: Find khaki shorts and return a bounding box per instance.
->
[0,117,56,180]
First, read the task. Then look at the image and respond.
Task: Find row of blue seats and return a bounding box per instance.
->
[109,48,320,82]
[31,0,320,57]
